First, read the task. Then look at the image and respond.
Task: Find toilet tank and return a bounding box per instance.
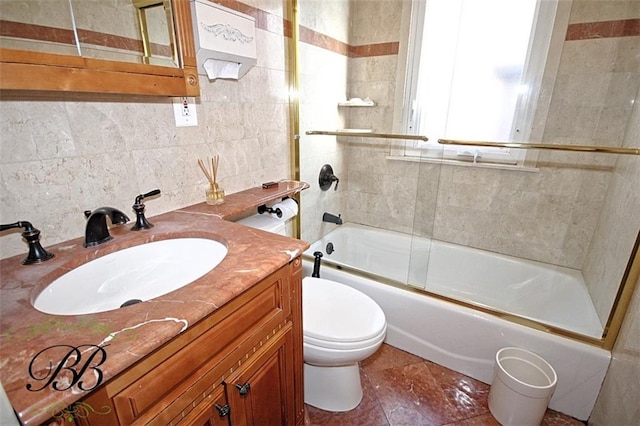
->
[237,214,286,236]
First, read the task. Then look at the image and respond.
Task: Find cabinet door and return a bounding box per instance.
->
[225,324,295,426]
[178,386,230,426]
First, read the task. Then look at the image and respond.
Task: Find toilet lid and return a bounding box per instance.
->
[303,277,386,343]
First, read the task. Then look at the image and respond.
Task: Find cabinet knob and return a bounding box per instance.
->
[235,382,251,395]
[214,403,230,417]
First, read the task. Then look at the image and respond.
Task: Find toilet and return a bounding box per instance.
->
[237,212,387,412]
[302,276,386,411]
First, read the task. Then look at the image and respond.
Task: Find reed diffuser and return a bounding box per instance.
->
[198,155,225,205]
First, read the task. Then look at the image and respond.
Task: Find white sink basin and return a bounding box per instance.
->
[34,238,227,315]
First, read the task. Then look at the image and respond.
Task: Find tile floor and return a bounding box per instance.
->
[304,344,584,426]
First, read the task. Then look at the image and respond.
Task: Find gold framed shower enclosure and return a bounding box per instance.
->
[291,3,638,351]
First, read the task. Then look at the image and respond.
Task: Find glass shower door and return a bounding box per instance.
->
[407,149,442,291]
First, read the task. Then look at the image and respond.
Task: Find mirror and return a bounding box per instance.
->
[67,0,177,67]
[132,0,179,66]
[0,0,78,56]
[0,0,199,96]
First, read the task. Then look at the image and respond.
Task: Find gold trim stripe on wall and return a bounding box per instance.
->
[3,6,639,60]
[210,0,289,36]
[211,1,400,57]
[566,18,640,41]
[299,26,399,58]
[1,4,399,60]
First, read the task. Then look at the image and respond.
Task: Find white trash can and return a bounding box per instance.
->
[488,347,557,426]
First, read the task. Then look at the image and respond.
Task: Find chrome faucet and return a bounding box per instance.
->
[322,212,342,225]
[83,207,130,247]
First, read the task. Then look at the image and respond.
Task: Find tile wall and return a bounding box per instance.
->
[564,0,640,324]
[343,0,638,270]
[0,1,291,260]
[297,3,639,421]
[587,79,639,426]
[296,4,640,423]
[590,275,640,426]
[298,0,350,242]
[298,0,639,329]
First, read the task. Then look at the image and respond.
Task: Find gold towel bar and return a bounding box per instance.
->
[305,130,429,141]
[438,139,640,156]
[305,131,639,155]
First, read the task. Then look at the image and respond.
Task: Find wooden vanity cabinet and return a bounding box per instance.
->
[224,323,294,426]
[176,385,228,426]
[76,257,303,426]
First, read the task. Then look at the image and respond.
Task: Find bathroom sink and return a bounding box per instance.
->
[34,238,227,315]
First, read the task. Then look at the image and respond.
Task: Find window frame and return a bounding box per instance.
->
[396,0,567,167]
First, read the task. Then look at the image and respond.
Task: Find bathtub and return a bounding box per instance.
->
[306,223,603,338]
[302,223,610,421]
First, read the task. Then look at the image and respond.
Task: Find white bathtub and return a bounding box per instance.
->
[302,223,610,421]
[306,223,603,338]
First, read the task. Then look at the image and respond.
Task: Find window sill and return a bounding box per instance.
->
[386,155,540,172]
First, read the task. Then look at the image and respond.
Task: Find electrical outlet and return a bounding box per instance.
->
[172,97,198,127]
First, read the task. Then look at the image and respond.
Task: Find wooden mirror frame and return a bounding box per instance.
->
[0,0,199,96]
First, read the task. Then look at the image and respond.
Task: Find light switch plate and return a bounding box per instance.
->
[172,97,198,127]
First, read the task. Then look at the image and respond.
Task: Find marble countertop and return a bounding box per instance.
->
[179,179,309,220]
[0,182,309,425]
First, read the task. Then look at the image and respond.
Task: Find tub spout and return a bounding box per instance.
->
[84,207,130,247]
[323,212,342,225]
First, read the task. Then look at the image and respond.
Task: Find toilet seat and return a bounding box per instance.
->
[304,327,386,351]
[303,277,386,349]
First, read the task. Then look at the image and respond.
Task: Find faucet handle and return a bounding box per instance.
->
[319,164,340,191]
[134,189,161,205]
[0,221,54,264]
[0,222,22,232]
[132,189,161,231]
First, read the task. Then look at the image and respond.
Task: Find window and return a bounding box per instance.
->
[400,0,560,166]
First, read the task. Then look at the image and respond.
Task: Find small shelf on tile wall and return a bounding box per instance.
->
[337,97,376,107]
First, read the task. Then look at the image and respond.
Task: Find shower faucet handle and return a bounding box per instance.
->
[319,164,340,191]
